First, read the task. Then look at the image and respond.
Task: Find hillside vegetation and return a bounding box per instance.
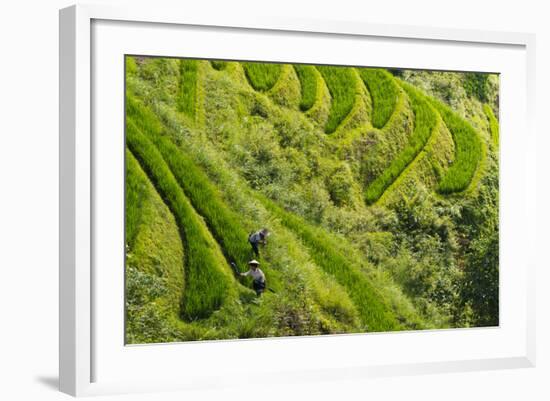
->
[125,56,499,343]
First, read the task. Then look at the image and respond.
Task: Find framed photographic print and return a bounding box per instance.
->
[59,4,536,396]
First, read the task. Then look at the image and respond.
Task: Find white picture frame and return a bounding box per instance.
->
[59,3,536,397]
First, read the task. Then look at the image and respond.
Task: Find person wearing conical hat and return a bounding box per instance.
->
[238,259,266,296]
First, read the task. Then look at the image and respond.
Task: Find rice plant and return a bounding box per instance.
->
[154,135,254,268]
[358,68,399,128]
[177,59,199,118]
[484,104,499,147]
[242,62,282,92]
[293,64,318,111]
[317,65,357,134]
[127,95,253,268]
[364,83,438,204]
[429,98,483,194]
[126,120,230,320]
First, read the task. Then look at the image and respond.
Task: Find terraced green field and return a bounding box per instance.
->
[125,56,500,343]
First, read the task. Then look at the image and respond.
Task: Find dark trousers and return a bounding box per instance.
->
[253,279,266,295]
[249,240,260,257]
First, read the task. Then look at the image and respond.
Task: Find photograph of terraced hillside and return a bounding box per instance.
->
[125,55,499,344]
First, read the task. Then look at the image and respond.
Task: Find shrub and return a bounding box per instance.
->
[461,229,499,327]
[177,59,199,118]
[429,98,483,194]
[317,65,357,134]
[364,83,437,204]
[463,73,490,102]
[326,164,354,206]
[293,64,317,111]
[358,68,399,128]
[484,104,499,147]
[242,62,282,91]
[126,120,230,320]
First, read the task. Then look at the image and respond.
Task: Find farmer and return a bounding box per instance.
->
[248,228,270,257]
[239,260,266,296]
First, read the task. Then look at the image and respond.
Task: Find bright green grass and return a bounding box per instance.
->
[316,65,357,134]
[127,95,253,269]
[126,121,230,321]
[429,98,483,194]
[210,60,228,71]
[484,104,499,147]
[358,68,399,129]
[242,62,282,92]
[293,65,318,111]
[126,150,147,248]
[125,151,185,343]
[257,194,401,332]
[178,59,199,118]
[364,83,438,204]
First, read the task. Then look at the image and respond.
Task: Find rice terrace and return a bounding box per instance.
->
[125,56,499,344]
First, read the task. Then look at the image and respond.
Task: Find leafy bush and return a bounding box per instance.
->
[177,59,199,118]
[126,120,230,320]
[317,65,357,134]
[358,68,399,128]
[461,229,499,327]
[326,164,354,206]
[364,83,437,204]
[293,65,317,111]
[429,98,483,194]
[463,73,490,102]
[242,62,282,91]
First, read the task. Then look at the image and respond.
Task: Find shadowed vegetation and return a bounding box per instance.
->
[243,62,282,92]
[294,64,318,111]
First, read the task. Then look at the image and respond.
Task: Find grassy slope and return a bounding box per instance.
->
[125,151,185,344]
[128,92,366,336]
[127,119,234,320]
[150,65,425,331]
[125,55,498,342]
